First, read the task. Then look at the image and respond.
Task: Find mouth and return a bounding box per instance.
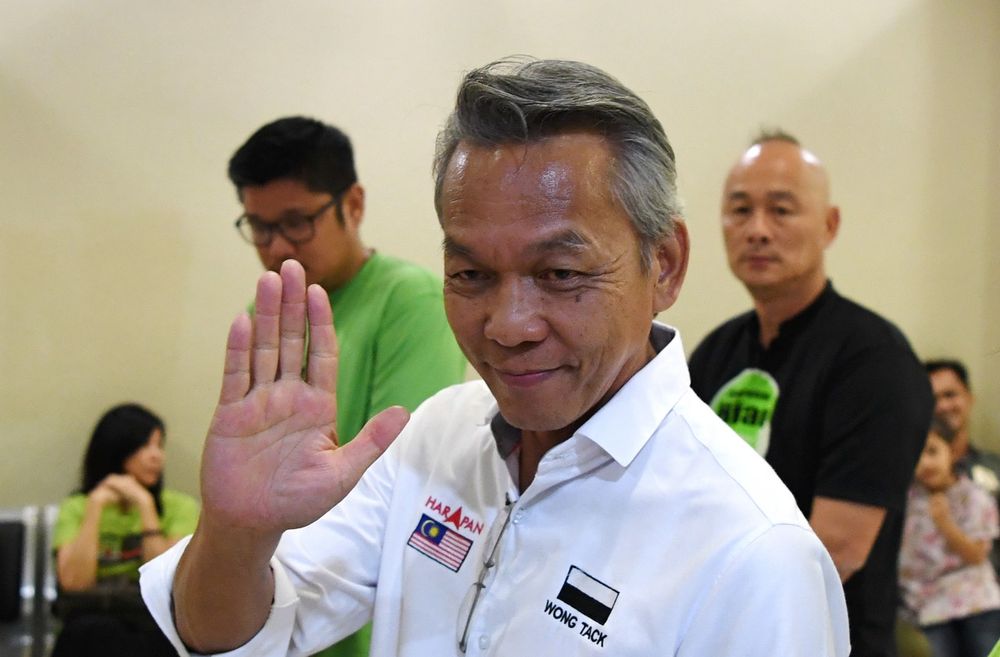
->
[742,254,777,267]
[492,366,562,388]
[916,470,940,485]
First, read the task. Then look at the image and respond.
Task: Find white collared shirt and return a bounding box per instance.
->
[141,324,849,656]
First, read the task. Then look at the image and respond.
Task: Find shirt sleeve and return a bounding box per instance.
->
[962,483,1000,541]
[162,491,200,538]
[139,430,401,657]
[139,502,383,657]
[139,536,301,657]
[678,523,850,656]
[52,495,85,549]
[814,344,933,511]
[368,279,466,418]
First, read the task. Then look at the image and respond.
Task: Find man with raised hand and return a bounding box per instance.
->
[141,60,848,656]
[689,131,933,657]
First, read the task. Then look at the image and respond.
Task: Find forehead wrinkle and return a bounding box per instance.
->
[442,227,593,263]
[725,189,796,202]
[531,228,591,255]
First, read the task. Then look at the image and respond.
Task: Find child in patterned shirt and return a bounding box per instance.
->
[899,417,1000,657]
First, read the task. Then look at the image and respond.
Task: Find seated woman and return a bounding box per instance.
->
[51,403,198,657]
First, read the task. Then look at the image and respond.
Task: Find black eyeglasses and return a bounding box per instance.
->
[234,197,340,247]
[456,497,514,653]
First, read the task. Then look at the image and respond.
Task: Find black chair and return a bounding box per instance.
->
[0,518,25,622]
[0,506,57,657]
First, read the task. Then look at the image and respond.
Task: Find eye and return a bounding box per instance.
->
[281,216,311,230]
[544,269,578,281]
[447,269,490,284]
[538,269,586,288]
[247,219,274,237]
[725,205,755,221]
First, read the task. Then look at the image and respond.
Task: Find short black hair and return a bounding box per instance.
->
[928,416,956,444]
[925,359,970,391]
[228,116,358,203]
[80,403,166,515]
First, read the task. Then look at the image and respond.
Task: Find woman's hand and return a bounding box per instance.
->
[103,473,155,511]
[88,477,123,508]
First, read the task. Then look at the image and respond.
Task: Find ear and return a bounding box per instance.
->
[652,219,690,315]
[340,183,366,230]
[824,205,841,246]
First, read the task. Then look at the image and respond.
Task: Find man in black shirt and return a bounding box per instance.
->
[689,131,932,657]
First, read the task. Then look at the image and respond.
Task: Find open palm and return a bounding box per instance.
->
[199,260,408,534]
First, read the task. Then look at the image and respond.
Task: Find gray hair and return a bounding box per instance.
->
[433,56,681,271]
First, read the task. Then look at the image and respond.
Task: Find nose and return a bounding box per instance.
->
[745,209,772,244]
[259,231,297,265]
[147,443,164,465]
[483,278,548,347]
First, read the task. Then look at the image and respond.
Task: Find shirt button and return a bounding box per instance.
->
[513,510,524,524]
[478,635,490,650]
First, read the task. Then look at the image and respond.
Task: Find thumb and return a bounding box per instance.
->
[335,405,410,477]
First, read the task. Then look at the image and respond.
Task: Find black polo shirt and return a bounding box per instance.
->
[689,282,933,657]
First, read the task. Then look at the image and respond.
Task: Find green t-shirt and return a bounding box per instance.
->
[329,252,466,443]
[53,488,199,582]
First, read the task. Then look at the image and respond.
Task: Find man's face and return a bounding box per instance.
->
[240,178,362,290]
[440,133,687,436]
[721,141,839,301]
[930,368,973,434]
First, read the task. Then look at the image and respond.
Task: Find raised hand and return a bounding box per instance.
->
[199,260,409,534]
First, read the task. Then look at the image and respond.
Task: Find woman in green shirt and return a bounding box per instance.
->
[52,403,198,657]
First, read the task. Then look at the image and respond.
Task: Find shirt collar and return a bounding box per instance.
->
[749,279,836,346]
[487,322,689,467]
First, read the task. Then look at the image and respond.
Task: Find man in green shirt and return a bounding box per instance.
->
[228,117,468,655]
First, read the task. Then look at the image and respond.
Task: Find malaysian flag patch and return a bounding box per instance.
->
[407,514,473,572]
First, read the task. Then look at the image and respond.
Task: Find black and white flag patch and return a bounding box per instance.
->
[557,566,619,625]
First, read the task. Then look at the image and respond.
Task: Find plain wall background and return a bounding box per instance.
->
[2,0,997,505]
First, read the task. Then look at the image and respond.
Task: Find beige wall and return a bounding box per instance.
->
[2,0,997,505]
